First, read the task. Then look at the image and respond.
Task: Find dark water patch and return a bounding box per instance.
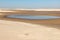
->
[6,15,60,20]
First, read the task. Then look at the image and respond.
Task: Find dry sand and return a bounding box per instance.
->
[0,11,60,40]
[0,20,60,40]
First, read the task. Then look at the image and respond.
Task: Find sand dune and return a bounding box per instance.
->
[0,20,60,40]
[0,9,60,12]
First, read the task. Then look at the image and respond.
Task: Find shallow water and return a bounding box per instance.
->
[6,15,60,20]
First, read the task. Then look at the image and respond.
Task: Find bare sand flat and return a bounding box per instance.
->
[0,11,60,16]
[0,20,60,40]
[0,11,60,40]
[0,11,60,28]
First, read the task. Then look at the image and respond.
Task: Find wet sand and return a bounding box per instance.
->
[0,11,60,16]
[0,11,60,27]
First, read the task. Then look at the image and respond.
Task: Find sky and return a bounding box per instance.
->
[0,0,60,9]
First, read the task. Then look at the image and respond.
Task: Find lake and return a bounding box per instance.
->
[6,15,60,20]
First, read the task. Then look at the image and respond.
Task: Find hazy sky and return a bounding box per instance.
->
[0,0,60,9]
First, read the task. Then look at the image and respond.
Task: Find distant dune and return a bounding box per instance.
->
[0,9,60,12]
[0,10,14,12]
[14,9,60,11]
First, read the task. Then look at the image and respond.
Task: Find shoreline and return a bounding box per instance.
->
[0,10,60,40]
[0,11,60,27]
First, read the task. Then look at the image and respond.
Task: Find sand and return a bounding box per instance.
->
[0,10,60,40]
[0,20,60,40]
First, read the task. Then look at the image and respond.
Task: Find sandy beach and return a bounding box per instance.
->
[0,20,60,40]
[0,0,60,39]
[0,10,60,40]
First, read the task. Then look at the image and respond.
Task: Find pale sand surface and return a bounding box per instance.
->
[0,20,60,40]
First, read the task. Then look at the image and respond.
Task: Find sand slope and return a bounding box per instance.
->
[0,20,60,40]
